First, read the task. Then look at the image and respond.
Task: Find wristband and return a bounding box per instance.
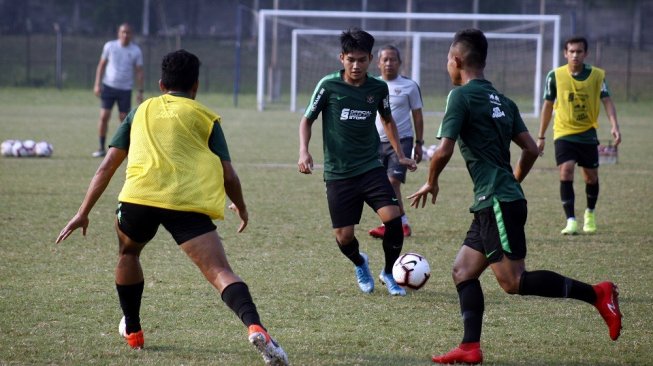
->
[415,139,424,145]
[538,137,545,140]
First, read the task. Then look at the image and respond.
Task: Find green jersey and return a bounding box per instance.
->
[437,79,528,212]
[304,70,392,181]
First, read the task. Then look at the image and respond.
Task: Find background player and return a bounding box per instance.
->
[92,23,144,157]
[537,36,621,235]
[57,50,288,366]
[409,29,622,364]
[368,44,424,239]
[298,28,417,296]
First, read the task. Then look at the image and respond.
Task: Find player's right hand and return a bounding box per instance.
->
[298,151,314,174]
[536,139,545,157]
[55,213,89,244]
[399,157,417,172]
[408,182,439,208]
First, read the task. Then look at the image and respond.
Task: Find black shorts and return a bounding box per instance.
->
[554,139,599,168]
[101,84,132,113]
[116,202,217,245]
[463,199,527,263]
[378,137,413,183]
[325,167,398,228]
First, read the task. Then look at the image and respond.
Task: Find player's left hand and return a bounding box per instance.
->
[228,203,248,233]
[612,127,622,146]
[413,144,424,164]
[399,157,417,172]
[55,213,90,244]
[408,182,439,208]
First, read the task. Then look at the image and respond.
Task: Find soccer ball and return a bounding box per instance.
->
[35,141,53,157]
[424,144,438,160]
[11,140,27,157]
[392,252,431,290]
[1,139,16,156]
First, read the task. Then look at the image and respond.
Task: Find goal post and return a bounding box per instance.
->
[257,9,561,116]
[291,29,544,117]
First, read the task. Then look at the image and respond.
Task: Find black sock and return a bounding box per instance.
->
[560,180,575,219]
[99,136,106,151]
[221,282,262,328]
[457,279,484,344]
[519,270,596,304]
[586,182,599,210]
[338,237,364,266]
[116,281,144,334]
[382,217,403,274]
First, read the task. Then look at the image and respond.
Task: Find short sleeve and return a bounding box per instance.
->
[304,80,329,121]
[543,70,556,101]
[437,88,466,140]
[208,121,231,161]
[108,107,137,150]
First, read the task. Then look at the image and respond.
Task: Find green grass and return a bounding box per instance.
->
[1,88,652,365]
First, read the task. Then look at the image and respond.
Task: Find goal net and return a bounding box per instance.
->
[257,10,561,117]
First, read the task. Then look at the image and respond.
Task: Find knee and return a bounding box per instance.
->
[335,231,355,246]
[451,265,470,284]
[496,275,521,294]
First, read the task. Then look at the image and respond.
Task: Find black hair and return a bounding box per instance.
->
[160,49,200,92]
[340,28,375,55]
[452,28,488,69]
[564,36,588,52]
[377,44,402,63]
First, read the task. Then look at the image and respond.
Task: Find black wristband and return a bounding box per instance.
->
[538,137,545,140]
[415,139,424,145]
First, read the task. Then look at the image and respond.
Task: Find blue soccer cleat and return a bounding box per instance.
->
[379,271,406,296]
[354,252,374,293]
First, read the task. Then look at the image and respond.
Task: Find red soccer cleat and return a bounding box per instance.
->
[119,316,144,349]
[593,281,622,340]
[402,224,412,237]
[432,342,483,364]
[368,225,386,238]
[124,330,144,349]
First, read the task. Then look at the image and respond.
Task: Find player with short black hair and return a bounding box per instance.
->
[57,49,288,366]
[537,36,621,235]
[298,28,417,296]
[409,29,622,364]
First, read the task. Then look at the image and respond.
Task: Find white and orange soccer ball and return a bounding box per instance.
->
[392,252,431,290]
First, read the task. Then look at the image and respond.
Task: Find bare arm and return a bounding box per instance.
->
[380,113,417,171]
[512,131,539,183]
[537,99,554,156]
[298,116,314,174]
[601,96,621,146]
[55,147,127,243]
[94,58,108,97]
[408,137,455,208]
[222,160,248,233]
[411,108,425,163]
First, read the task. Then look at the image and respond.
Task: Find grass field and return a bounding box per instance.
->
[1,88,652,365]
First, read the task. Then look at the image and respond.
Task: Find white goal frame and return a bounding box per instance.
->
[290,29,544,117]
[257,10,561,115]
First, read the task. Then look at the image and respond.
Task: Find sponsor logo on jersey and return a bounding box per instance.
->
[492,106,505,119]
[340,108,372,121]
[366,95,375,104]
[489,93,501,105]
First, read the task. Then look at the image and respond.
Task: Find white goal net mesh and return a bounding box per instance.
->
[258,10,560,117]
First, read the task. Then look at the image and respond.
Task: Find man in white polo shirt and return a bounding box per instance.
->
[92,23,144,157]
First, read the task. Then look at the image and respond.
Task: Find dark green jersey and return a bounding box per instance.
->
[438,79,528,212]
[304,70,392,181]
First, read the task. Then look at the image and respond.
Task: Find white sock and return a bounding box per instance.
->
[401,215,409,225]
